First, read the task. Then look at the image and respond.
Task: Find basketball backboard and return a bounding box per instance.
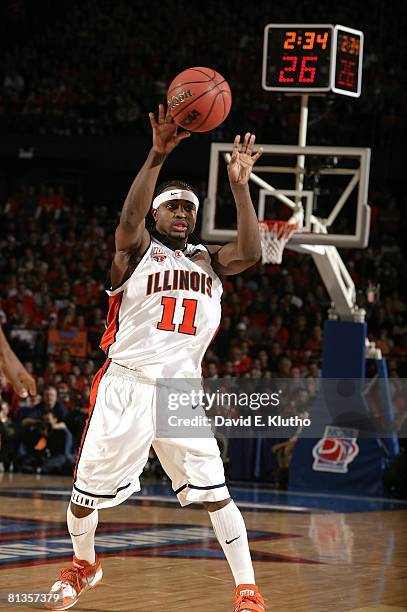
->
[201,143,371,248]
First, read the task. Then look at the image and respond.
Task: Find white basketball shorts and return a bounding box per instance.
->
[72,360,229,509]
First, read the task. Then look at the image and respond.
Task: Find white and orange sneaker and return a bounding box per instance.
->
[45,555,102,610]
[234,584,266,611]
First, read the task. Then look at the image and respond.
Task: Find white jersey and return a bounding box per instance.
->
[100,236,223,379]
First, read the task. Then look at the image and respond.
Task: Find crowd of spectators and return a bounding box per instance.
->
[0,1,405,491]
[0,178,406,483]
[0,0,406,145]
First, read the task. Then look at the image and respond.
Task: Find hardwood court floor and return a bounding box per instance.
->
[0,474,406,612]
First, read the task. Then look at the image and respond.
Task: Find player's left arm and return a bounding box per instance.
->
[208,133,263,276]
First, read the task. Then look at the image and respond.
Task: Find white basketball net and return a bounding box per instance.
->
[258,221,298,264]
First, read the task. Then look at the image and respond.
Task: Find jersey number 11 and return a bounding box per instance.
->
[157,296,198,336]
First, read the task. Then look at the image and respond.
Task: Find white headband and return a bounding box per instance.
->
[152,189,199,211]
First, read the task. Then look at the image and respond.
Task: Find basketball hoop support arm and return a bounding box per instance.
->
[310,247,362,321]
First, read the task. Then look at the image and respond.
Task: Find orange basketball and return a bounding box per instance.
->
[167,67,232,133]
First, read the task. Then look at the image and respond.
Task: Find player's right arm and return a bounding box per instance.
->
[111,104,190,288]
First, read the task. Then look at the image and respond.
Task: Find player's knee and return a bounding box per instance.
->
[70,500,95,518]
[203,498,232,512]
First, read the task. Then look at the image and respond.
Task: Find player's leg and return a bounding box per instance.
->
[67,502,98,564]
[203,498,265,611]
[153,436,266,611]
[47,501,103,611]
[203,498,255,584]
[47,367,155,610]
[46,363,110,610]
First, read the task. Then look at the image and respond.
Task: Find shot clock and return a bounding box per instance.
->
[332,26,363,96]
[262,24,363,97]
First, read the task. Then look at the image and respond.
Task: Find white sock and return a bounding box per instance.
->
[67,506,98,564]
[209,501,255,586]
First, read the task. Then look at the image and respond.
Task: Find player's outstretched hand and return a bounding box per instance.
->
[227,133,263,185]
[149,104,190,155]
[0,326,36,398]
[1,349,37,398]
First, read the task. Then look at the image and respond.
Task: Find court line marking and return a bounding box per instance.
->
[0,488,316,512]
[229,485,407,505]
[2,481,406,505]
[3,486,407,510]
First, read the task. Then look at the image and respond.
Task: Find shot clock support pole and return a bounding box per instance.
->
[295,94,309,211]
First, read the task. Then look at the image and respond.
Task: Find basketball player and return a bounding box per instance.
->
[0,325,36,397]
[47,105,266,611]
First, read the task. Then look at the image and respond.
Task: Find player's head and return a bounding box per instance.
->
[150,180,198,241]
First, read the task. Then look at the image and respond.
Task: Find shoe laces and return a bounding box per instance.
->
[58,562,91,592]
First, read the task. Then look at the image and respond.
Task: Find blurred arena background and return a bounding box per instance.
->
[0,1,406,611]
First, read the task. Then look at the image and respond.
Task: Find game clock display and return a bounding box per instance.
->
[262,24,363,97]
